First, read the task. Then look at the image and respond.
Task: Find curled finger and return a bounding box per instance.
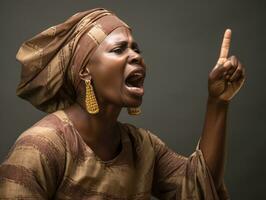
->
[230,63,244,81]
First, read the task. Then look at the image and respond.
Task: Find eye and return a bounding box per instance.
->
[110,43,142,54]
[133,47,142,54]
[110,44,127,55]
[132,43,142,54]
[111,47,124,54]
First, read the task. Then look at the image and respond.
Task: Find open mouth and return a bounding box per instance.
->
[124,69,145,96]
[125,72,145,88]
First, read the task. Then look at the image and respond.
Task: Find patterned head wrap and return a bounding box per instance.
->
[16,8,130,113]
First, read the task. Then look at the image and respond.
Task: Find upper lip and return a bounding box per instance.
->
[125,67,146,82]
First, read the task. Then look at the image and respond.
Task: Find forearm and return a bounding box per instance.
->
[199,96,229,189]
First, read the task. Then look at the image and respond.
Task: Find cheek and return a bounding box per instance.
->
[91,54,126,96]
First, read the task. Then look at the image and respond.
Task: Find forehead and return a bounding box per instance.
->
[102,27,134,46]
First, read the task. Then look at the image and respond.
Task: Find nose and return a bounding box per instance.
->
[128,49,142,66]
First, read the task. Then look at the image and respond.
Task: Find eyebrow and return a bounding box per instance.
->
[112,40,139,48]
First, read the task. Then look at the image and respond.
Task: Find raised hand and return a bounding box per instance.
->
[208,29,246,102]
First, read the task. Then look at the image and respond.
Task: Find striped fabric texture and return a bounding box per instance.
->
[0,110,229,199]
[15,8,129,113]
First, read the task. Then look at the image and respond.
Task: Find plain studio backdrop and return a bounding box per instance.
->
[0,0,265,199]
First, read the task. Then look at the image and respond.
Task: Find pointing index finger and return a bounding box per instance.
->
[217,29,232,65]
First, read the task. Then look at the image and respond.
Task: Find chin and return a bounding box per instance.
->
[127,96,143,107]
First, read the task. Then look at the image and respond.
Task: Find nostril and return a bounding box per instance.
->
[130,57,140,65]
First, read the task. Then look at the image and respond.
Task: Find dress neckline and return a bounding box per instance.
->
[53,109,129,165]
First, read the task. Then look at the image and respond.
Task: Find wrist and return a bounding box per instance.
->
[207,96,230,107]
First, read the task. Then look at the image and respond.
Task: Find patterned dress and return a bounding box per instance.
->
[0,110,228,199]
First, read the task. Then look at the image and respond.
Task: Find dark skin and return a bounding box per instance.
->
[64,27,246,189]
[201,29,245,189]
[65,27,146,161]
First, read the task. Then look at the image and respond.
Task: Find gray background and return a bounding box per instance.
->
[0,0,265,199]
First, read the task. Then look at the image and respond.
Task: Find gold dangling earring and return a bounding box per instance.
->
[85,79,99,114]
[127,107,141,115]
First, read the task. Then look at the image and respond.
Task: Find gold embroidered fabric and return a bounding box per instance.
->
[0,110,229,199]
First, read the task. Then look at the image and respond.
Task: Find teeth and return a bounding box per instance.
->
[127,82,134,87]
[132,72,142,76]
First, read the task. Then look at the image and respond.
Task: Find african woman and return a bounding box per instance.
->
[0,8,245,199]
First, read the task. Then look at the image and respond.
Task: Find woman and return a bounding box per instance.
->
[0,8,245,199]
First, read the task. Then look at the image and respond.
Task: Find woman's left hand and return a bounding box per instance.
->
[208,29,246,103]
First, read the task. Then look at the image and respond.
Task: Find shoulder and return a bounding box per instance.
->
[3,110,69,167]
[1,110,68,175]
[16,110,67,149]
[31,110,68,136]
[18,109,74,144]
[0,111,68,197]
[120,122,166,149]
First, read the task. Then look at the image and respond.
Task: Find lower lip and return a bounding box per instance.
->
[125,85,144,97]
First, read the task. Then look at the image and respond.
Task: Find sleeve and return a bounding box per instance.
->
[0,126,66,199]
[148,130,230,200]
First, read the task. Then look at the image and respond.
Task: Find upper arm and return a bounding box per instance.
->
[147,131,188,199]
[0,126,66,199]
[147,130,229,200]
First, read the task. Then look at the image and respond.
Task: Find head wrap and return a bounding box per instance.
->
[16,8,130,113]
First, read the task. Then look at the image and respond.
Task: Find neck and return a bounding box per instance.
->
[64,102,122,145]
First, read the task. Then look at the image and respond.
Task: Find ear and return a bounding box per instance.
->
[79,66,91,81]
